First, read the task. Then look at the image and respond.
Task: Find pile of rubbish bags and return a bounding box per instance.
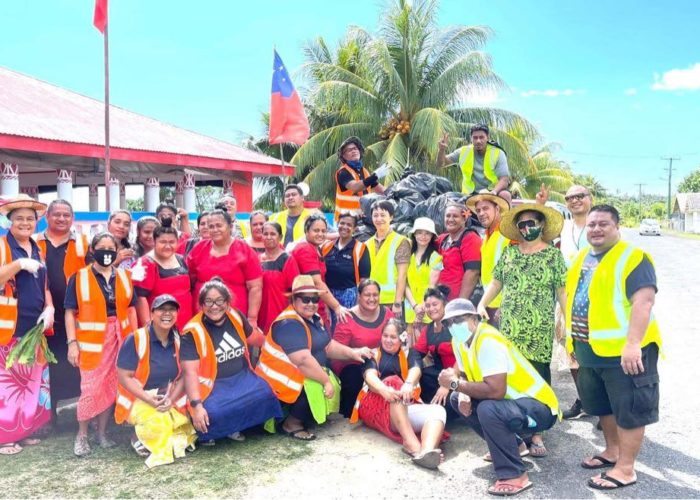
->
[355,171,467,241]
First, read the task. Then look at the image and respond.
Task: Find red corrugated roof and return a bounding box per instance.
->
[0,66,286,171]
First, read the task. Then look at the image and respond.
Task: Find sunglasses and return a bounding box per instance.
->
[517,220,539,230]
[564,193,589,202]
[295,295,320,304]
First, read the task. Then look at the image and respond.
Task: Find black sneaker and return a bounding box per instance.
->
[563,399,587,420]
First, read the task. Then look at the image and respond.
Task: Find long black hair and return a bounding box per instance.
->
[410,231,439,267]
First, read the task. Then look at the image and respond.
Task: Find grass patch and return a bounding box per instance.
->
[662,229,700,240]
[1,408,310,498]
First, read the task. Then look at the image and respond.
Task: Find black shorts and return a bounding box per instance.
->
[578,344,659,429]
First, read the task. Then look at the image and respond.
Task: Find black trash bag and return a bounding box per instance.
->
[392,192,425,223]
[385,172,437,201]
[414,192,465,234]
[393,222,414,237]
[434,175,454,194]
[360,193,388,225]
[354,223,376,242]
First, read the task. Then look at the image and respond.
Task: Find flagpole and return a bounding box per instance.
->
[103,22,111,211]
[279,144,288,184]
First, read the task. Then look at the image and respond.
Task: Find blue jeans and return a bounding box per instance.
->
[450,393,557,480]
[329,287,358,335]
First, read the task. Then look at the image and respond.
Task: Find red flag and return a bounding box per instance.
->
[93,0,108,33]
[269,50,310,145]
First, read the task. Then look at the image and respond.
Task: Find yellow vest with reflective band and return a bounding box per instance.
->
[454,322,560,417]
[366,231,406,304]
[233,219,249,239]
[270,208,313,243]
[481,227,509,308]
[565,240,662,357]
[458,144,500,194]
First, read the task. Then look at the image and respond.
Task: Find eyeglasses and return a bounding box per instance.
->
[203,298,227,307]
[565,193,589,202]
[516,220,539,230]
[295,295,320,304]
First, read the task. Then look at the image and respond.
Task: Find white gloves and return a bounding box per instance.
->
[131,258,147,282]
[37,306,55,332]
[17,258,43,275]
[374,163,390,179]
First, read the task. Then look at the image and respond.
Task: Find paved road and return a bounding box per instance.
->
[246,229,700,499]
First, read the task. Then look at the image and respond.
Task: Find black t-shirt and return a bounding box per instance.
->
[64,267,138,317]
[272,315,330,367]
[285,215,300,246]
[44,240,69,329]
[117,325,179,390]
[337,167,368,193]
[324,240,371,290]
[362,348,423,378]
[180,313,253,380]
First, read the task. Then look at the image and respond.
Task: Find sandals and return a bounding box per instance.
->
[411,449,441,470]
[74,435,91,457]
[131,438,150,458]
[20,437,41,446]
[97,434,117,449]
[283,428,316,441]
[588,472,637,490]
[581,454,617,470]
[0,443,23,455]
[528,441,547,458]
[227,432,246,442]
[487,480,533,496]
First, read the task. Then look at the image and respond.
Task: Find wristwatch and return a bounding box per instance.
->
[66,339,77,346]
[449,378,460,391]
[392,302,402,308]
[190,399,202,408]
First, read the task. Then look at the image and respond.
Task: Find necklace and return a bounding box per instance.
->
[572,222,586,251]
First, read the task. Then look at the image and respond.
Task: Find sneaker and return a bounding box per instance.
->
[74,435,91,457]
[563,399,587,420]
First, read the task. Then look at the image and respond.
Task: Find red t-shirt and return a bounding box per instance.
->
[175,232,191,255]
[436,229,482,300]
[186,239,262,315]
[291,242,328,324]
[331,307,394,374]
[259,253,300,333]
[414,322,456,369]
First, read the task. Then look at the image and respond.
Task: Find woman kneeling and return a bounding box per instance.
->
[181,279,282,444]
[116,294,196,467]
[352,319,447,469]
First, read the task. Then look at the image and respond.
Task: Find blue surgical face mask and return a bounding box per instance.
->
[449,322,471,344]
[345,159,363,170]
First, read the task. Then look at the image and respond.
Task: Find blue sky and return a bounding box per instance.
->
[2,0,699,196]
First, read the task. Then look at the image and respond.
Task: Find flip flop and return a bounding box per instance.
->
[131,438,150,457]
[483,448,530,462]
[20,438,41,446]
[0,443,23,455]
[411,449,441,470]
[587,472,637,490]
[487,480,533,496]
[227,432,246,442]
[529,441,547,458]
[581,454,617,469]
[283,428,316,441]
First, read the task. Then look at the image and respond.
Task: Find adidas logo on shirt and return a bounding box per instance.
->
[215,332,246,363]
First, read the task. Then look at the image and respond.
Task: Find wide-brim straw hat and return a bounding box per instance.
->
[500,203,564,242]
[466,190,510,213]
[286,275,327,296]
[409,217,437,236]
[0,194,47,217]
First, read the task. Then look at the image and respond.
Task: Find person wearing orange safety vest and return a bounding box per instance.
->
[350,318,447,470]
[64,232,138,457]
[334,136,386,222]
[115,294,195,467]
[181,278,281,445]
[256,275,371,441]
[35,199,89,418]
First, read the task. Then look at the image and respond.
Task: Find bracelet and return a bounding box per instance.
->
[190,399,202,408]
[66,339,77,346]
[392,302,402,308]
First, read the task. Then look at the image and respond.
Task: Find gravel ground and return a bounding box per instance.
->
[245,229,700,499]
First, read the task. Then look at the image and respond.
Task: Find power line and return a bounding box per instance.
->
[662,157,679,218]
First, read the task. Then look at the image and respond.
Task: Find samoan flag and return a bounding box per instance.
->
[269,50,310,145]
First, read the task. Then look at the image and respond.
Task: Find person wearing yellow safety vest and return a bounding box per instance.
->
[437,299,559,496]
[64,231,138,457]
[566,205,661,492]
[270,184,316,248]
[334,136,386,222]
[438,124,512,205]
[365,200,411,318]
[466,190,511,327]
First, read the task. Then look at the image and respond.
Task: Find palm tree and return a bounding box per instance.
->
[509,142,574,202]
[292,0,538,204]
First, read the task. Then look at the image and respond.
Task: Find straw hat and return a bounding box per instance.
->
[0,194,47,217]
[499,203,564,242]
[466,189,510,213]
[409,217,437,236]
[287,275,327,296]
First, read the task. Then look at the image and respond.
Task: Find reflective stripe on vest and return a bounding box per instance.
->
[76,321,107,331]
[481,229,509,308]
[257,360,303,392]
[366,232,405,304]
[77,341,103,353]
[0,319,16,330]
[458,144,500,193]
[75,233,86,257]
[0,296,18,306]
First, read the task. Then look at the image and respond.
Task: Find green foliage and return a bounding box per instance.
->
[195,185,224,213]
[677,167,700,193]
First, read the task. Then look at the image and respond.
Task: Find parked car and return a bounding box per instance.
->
[639,218,661,236]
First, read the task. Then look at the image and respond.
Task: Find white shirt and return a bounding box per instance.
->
[560,219,590,267]
[466,336,514,378]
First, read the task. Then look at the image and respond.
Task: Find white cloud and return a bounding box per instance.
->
[652,63,700,91]
[624,88,638,96]
[519,88,583,98]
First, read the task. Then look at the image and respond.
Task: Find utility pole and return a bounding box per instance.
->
[661,157,679,219]
[634,183,646,221]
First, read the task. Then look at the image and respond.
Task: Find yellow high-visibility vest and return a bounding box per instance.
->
[453,322,560,417]
[565,240,662,357]
[270,208,312,243]
[458,144,500,194]
[366,231,406,304]
[481,227,509,308]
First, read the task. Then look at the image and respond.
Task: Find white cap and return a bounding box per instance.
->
[410,217,437,236]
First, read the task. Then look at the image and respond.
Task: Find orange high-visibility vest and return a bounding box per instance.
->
[74,265,135,370]
[114,326,186,424]
[180,309,251,406]
[320,239,367,286]
[350,347,421,423]
[335,164,374,221]
[0,237,19,345]
[35,232,88,283]
[255,307,312,404]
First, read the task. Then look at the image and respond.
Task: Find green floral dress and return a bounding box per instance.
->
[493,245,566,363]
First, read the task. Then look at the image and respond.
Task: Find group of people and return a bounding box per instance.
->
[0,125,661,496]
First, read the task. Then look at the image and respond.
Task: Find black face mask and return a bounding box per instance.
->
[93,249,117,267]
